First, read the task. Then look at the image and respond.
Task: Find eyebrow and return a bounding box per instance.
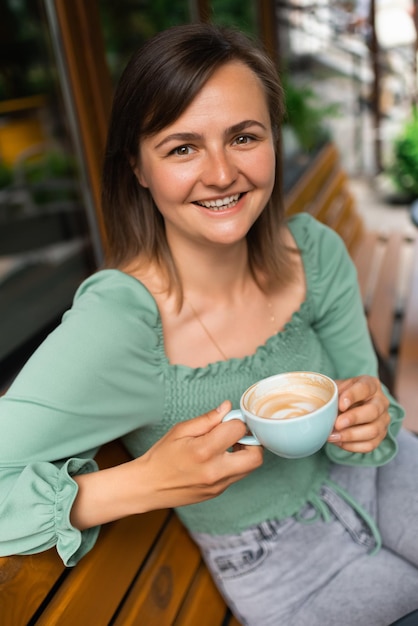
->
[154,119,267,149]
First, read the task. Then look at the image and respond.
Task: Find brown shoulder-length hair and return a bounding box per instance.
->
[101,22,293,298]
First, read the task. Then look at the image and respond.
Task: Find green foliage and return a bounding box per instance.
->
[0,150,78,210]
[22,151,77,185]
[100,0,191,84]
[210,0,257,36]
[22,151,78,204]
[0,161,12,188]
[100,0,257,85]
[0,0,51,100]
[391,110,418,199]
[281,75,339,152]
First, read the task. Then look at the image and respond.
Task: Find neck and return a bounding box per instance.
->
[170,237,254,303]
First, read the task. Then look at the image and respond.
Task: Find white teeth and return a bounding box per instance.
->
[196,194,240,210]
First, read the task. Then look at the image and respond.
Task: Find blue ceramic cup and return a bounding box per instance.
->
[224,371,338,459]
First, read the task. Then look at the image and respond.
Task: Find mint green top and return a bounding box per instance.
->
[0,214,404,566]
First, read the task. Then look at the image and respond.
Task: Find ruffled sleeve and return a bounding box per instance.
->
[0,270,165,565]
[288,214,405,467]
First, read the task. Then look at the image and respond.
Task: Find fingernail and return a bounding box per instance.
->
[328,432,341,442]
[216,401,227,412]
[341,397,350,410]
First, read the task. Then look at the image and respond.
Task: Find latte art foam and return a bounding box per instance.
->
[252,391,326,420]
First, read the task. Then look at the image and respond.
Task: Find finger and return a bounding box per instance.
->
[337,418,387,443]
[225,444,264,476]
[202,416,252,456]
[328,426,386,452]
[335,378,352,395]
[334,396,387,431]
[329,406,389,447]
[338,376,376,411]
[175,400,233,438]
[337,376,379,412]
[336,385,390,430]
[333,431,387,453]
[186,436,264,495]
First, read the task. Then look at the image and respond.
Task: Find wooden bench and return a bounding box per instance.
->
[0,440,241,626]
[285,142,418,433]
[2,141,416,625]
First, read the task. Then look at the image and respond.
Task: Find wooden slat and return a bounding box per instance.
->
[113,516,201,626]
[310,169,347,222]
[36,510,170,625]
[395,237,418,433]
[319,188,351,234]
[0,550,65,626]
[284,143,339,215]
[351,231,381,307]
[174,563,228,626]
[289,153,364,255]
[95,438,132,468]
[329,193,354,236]
[340,209,365,254]
[367,233,403,360]
[256,0,280,65]
[334,198,353,231]
[52,0,113,255]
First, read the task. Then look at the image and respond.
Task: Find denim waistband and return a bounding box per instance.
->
[192,477,381,556]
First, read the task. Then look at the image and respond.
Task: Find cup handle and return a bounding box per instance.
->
[222,409,260,446]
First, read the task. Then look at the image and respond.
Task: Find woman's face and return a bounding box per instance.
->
[134,61,276,252]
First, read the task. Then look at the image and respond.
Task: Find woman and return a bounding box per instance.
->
[1,24,417,625]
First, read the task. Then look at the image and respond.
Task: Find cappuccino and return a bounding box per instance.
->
[252,390,326,420]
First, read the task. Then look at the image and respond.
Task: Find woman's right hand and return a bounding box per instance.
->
[136,400,264,510]
[71,401,263,530]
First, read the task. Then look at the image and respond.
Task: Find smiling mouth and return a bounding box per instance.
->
[194,193,242,211]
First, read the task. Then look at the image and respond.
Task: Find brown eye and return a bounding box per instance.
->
[233,134,256,146]
[171,145,193,156]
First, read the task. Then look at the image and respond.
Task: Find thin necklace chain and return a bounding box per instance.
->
[187,297,277,361]
[188,300,228,360]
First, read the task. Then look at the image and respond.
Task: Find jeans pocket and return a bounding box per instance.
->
[193,519,296,581]
[203,538,270,580]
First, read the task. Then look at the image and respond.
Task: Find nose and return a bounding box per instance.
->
[201,148,238,189]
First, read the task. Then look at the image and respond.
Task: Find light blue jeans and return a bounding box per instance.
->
[191,430,418,626]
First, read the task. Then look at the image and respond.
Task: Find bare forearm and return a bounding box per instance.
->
[70,404,263,530]
[70,459,147,530]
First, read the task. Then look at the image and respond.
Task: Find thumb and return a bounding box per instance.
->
[180,400,232,438]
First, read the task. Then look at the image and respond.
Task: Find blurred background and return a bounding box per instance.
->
[0,0,417,388]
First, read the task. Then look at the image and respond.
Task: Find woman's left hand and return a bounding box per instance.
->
[327,375,390,453]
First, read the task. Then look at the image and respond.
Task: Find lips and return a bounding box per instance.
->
[194,193,242,210]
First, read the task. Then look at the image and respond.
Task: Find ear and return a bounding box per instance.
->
[129,157,149,189]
